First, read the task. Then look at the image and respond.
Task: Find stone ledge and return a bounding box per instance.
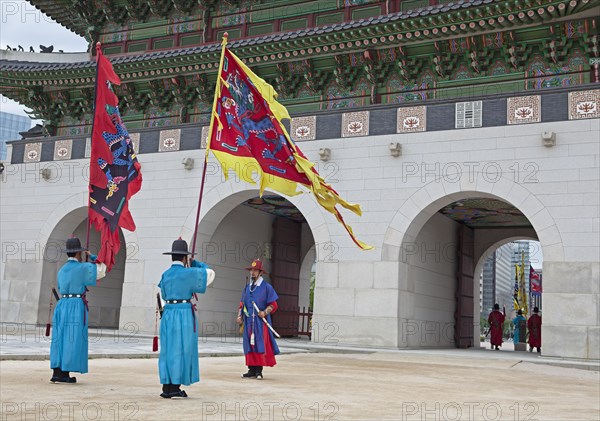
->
[8,87,599,164]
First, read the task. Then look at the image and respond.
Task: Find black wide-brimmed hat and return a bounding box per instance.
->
[64,237,87,253]
[163,237,192,255]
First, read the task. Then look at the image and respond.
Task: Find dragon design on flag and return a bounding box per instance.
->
[222,71,292,163]
[98,106,136,199]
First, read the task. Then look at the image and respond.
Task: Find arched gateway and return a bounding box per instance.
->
[180,180,330,338]
[1,0,598,362]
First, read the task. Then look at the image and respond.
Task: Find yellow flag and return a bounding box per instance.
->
[206,36,373,250]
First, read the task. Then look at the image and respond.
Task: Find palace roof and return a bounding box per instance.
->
[2,0,599,135]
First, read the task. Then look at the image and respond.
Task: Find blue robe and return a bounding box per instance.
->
[158,260,209,385]
[241,280,280,357]
[49,257,98,373]
[513,315,527,343]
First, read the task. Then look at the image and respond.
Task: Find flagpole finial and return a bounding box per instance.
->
[221,32,228,46]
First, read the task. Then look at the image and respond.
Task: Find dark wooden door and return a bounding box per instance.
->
[270,218,301,336]
[455,225,474,348]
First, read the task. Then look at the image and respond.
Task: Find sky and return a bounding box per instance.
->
[0,2,545,268]
[529,242,543,271]
[0,0,88,117]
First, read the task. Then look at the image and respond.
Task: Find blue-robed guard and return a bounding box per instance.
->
[158,238,215,399]
[236,259,280,380]
[513,309,527,344]
[50,237,106,383]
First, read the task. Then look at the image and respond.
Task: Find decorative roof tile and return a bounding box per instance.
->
[13,1,496,71]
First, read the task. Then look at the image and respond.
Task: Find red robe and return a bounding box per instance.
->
[488,310,505,346]
[527,314,542,348]
[239,300,278,366]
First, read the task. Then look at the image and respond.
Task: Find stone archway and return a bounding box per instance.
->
[383,175,563,262]
[179,180,330,338]
[382,174,562,351]
[37,205,87,326]
[37,192,139,329]
[473,236,540,347]
[181,179,332,252]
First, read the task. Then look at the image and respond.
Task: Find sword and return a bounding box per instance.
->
[252,301,281,338]
[156,293,163,319]
[45,287,60,337]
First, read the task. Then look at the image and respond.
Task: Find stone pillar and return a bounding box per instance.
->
[542,262,599,360]
[118,259,155,335]
[312,260,399,348]
[1,258,43,324]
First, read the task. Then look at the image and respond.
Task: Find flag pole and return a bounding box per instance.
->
[85,42,103,257]
[190,33,229,258]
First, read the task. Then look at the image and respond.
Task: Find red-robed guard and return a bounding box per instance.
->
[527,306,542,353]
[236,259,280,380]
[488,304,506,350]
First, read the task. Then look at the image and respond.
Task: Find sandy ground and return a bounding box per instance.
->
[1,352,598,420]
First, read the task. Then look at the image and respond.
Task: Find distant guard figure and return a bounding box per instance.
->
[487,304,505,351]
[527,306,542,353]
[158,238,215,398]
[50,237,106,383]
[512,309,527,344]
[236,259,280,380]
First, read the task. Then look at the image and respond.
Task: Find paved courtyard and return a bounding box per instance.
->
[1,347,598,420]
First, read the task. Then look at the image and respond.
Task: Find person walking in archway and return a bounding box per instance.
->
[157,238,215,398]
[236,259,280,380]
[50,237,106,383]
[528,306,542,353]
[512,309,527,344]
[487,304,505,350]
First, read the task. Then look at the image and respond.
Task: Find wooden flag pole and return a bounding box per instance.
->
[190,33,229,257]
[85,42,103,257]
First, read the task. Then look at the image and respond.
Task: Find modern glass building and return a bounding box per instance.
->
[481,243,517,317]
[0,111,32,160]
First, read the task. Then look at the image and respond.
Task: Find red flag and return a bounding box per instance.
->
[88,44,142,271]
[530,265,542,294]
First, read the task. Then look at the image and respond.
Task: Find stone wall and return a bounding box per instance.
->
[1,96,598,359]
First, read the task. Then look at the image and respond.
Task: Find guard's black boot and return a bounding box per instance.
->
[61,371,76,383]
[160,384,171,399]
[50,368,61,383]
[51,368,76,383]
[169,384,187,398]
[255,366,263,380]
[54,376,76,383]
[242,366,257,378]
[171,390,188,398]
